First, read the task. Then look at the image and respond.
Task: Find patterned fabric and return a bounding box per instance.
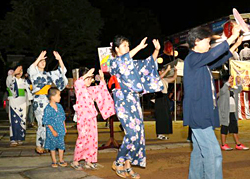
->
[109,52,163,167]
[43,103,66,151]
[27,64,68,147]
[73,79,115,163]
[6,75,32,141]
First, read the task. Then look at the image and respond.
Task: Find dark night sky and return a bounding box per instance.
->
[1,1,250,37]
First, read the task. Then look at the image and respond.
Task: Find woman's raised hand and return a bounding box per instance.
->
[37,51,47,61]
[138,37,148,50]
[153,39,160,51]
[53,51,62,61]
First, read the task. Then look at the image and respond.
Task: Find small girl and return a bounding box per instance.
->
[71,67,115,170]
[43,87,67,168]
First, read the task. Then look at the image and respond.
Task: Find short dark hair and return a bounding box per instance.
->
[186,27,212,49]
[111,35,130,56]
[243,43,249,47]
[48,87,59,100]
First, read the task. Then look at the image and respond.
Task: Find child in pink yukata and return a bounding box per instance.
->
[71,67,115,170]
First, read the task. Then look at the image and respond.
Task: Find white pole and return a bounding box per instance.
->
[174,79,177,122]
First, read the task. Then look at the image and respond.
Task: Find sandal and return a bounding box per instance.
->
[58,161,68,167]
[157,134,169,140]
[71,162,83,171]
[17,141,23,145]
[84,162,103,170]
[35,147,44,154]
[112,161,127,178]
[51,162,58,168]
[126,168,140,179]
[10,141,18,147]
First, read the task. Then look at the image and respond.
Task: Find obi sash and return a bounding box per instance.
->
[35,85,51,95]
[7,88,25,97]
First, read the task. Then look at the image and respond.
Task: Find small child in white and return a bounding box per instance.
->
[43,87,67,167]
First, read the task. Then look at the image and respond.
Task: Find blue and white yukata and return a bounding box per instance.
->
[27,64,68,148]
[43,103,66,151]
[6,75,32,142]
[109,52,163,167]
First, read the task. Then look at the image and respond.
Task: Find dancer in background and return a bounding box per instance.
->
[110,35,163,178]
[71,67,115,170]
[6,66,32,146]
[183,24,241,179]
[28,51,68,154]
[218,76,249,151]
[155,65,177,140]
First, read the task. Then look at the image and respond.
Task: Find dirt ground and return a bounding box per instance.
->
[86,146,250,179]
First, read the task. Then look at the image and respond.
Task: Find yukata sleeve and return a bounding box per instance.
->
[94,80,116,120]
[58,104,66,121]
[111,53,144,92]
[48,67,68,91]
[189,41,231,69]
[42,105,53,126]
[27,64,38,84]
[133,55,163,93]
[6,75,18,98]
[24,79,33,101]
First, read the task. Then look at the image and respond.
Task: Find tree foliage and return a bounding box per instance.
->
[0,0,103,66]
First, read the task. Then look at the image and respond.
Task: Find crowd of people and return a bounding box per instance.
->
[4,22,250,179]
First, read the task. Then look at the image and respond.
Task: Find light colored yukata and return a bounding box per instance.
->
[27,64,68,148]
[43,103,66,151]
[6,75,32,141]
[73,79,115,163]
[109,52,163,167]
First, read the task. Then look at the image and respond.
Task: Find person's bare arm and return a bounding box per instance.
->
[129,37,148,58]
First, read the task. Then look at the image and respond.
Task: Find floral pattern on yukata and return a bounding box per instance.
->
[6,75,32,141]
[73,80,115,163]
[109,52,163,167]
[27,64,68,147]
[43,103,66,151]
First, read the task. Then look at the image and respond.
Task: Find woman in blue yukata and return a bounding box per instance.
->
[110,35,163,179]
[28,51,68,154]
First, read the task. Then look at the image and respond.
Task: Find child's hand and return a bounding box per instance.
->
[65,127,67,134]
[153,39,160,51]
[86,68,95,77]
[52,130,58,137]
[99,69,104,81]
[14,66,23,76]
[138,37,148,50]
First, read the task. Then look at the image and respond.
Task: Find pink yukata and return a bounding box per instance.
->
[73,79,115,163]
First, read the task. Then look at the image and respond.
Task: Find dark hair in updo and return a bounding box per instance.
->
[78,67,90,77]
[48,87,60,100]
[111,35,130,57]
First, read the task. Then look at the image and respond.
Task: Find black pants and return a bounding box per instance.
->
[155,92,173,135]
[221,112,238,135]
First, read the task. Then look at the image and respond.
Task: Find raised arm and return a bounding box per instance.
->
[229,35,243,54]
[129,37,148,58]
[226,24,241,46]
[152,39,161,61]
[33,51,47,67]
[160,65,171,78]
[165,67,178,83]
[53,51,65,71]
